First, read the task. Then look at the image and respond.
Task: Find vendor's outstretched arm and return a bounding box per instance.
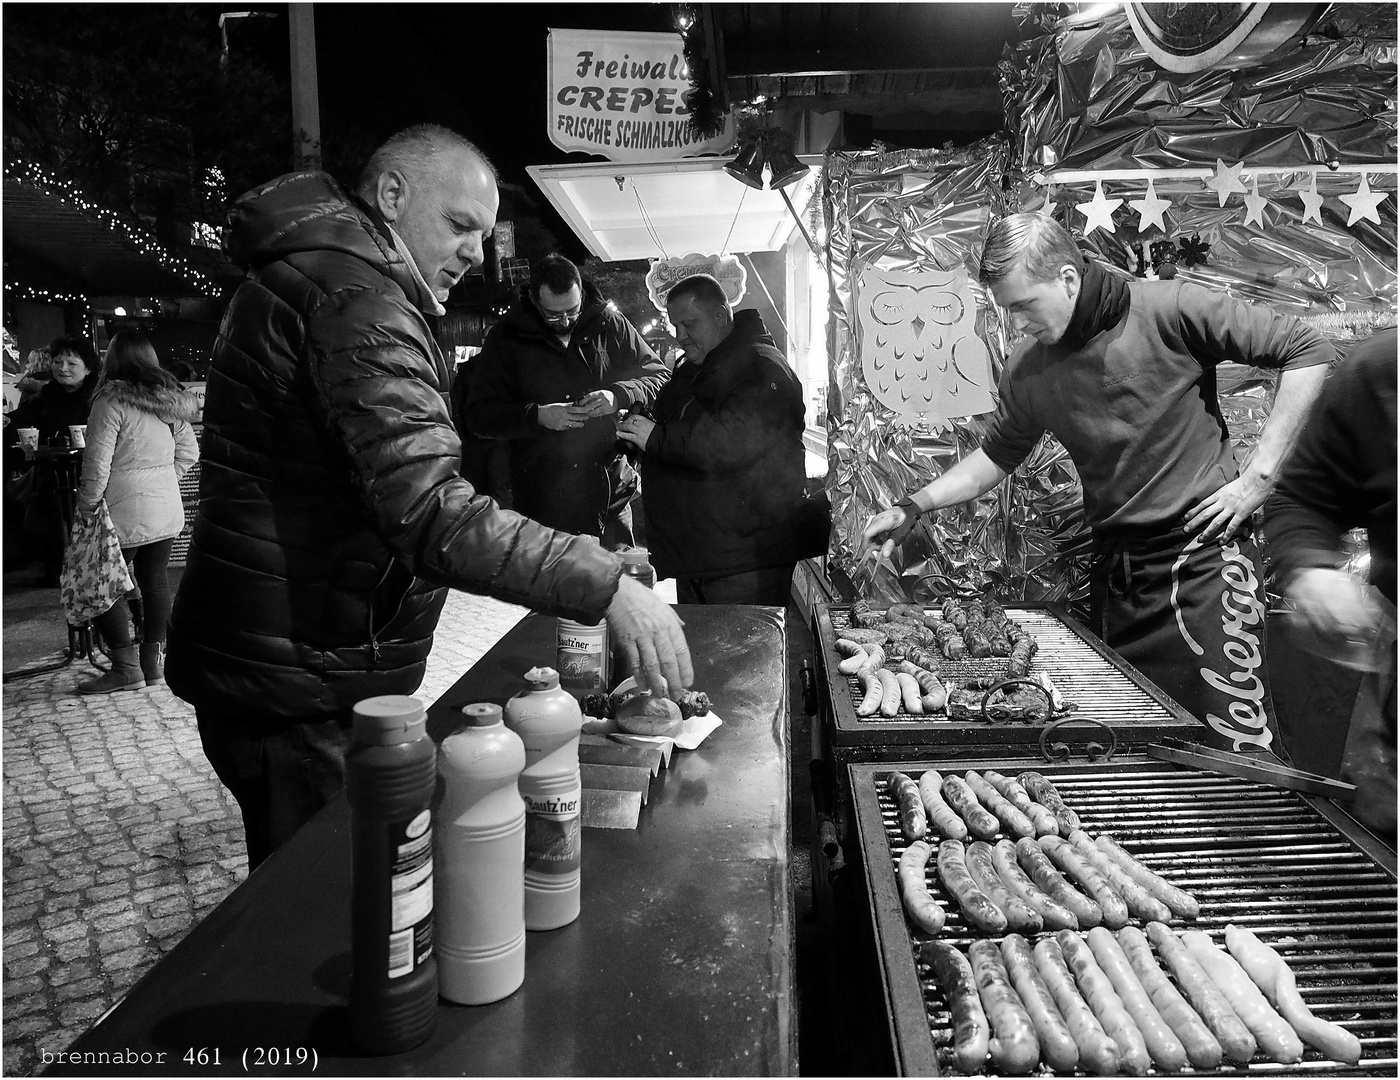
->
[1184,364,1328,542]
[861,448,1009,558]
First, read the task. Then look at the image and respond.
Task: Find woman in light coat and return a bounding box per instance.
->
[74,332,199,693]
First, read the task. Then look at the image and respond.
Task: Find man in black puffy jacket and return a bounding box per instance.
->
[460,253,668,546]
[167,125,691,868]
[618,274,810,606]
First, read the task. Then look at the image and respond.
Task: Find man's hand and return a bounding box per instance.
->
[606,576,693,696]
[538,402,592,431]
[616,413,656,450]
[574,390,617,417]
[1183,473,1270,543]
[1287,568,1390,646]
[860,505,917,561]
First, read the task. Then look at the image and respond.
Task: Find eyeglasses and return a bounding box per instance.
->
[539,304,581,324]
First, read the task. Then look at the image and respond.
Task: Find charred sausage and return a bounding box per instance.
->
[897,839,945,935]
[984,769,1058,836]
[968,939,1040,1075]
[965,841,1042,934]
[918,770,968,840]
[886,771,927,842]
[936,840,1008,934]
[1038,836,1129,929]
[1000,934,1078,1072]
[1068,830,1173,924]
[1017,770,1081,833]
[1032,936,1119,1076]
[1181,930,1304,1063]
[1117,925,1223,1069]
[1015,836,1102,928]
[941,775,1000,841]
[992,839,1079,930]
[965,771,1036,838]
[921,941,989,1074]
[1095,833,1200,919]
[1086,926,1188,1071]
[1056,930,1151,1076]
[1146,922,1257,1064]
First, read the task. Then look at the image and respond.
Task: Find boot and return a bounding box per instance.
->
[79,646,146,695]
[139,641,165,686]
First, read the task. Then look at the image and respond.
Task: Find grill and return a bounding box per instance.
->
[816,602,1200,755]
[851,757,1398,1077]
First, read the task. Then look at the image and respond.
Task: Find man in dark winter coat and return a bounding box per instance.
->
[166,125,691,868]
[460,253,668,546]
[618,274,808,606]
[863,213,1331,756]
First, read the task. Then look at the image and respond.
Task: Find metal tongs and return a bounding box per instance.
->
[1147,736,1357,798]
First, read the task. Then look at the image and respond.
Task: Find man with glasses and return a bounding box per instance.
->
[461,253,669,547]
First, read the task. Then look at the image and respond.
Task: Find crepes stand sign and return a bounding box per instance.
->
[547,29,736,163]
[645,253,747,313]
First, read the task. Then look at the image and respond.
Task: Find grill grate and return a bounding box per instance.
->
[855,760,1398,1076]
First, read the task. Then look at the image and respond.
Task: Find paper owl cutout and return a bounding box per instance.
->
[857,266,996,427]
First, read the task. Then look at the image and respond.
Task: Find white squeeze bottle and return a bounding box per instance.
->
[433,702,527,1004]
[503,667,583,930]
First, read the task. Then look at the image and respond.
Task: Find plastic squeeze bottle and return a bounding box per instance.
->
[434,702,527,1005]
[346,695,438,1054]
[503,667,583,930]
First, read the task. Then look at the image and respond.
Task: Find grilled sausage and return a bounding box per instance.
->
[886,771,927,842]
[936,840,1008,934]
[941,775,1000,840]
[968,939,1040,1075]
[835,639,869,674]
[905,644,945,674]
[896,659,946,712]
[897,839,946,935]
[856,669,883,717]
[1056,930,1151,1076]
[1095,833,1200,919]
[1039,836,1129,929]
[965,841,1042,934]
[1006,634,1037,678]
[1224,923,1362,1064]
[858,643,886,675]
[992,839,1079,930]
[1000,934,1078,1072]
[1146,922,1257,1064]
[921,942,990,1074]
[877,668,902,717]
[984,769,1058,836]
[849,599,879,628]
[1017,770,1081,833]
[1015,836,1102,927]
[941,598,968,631]
[965,771,1036,838]
[917,770,968,840]
[895,671,924,714]
[1032,936,1120,1075]
[1068,830,1173,923]
[1117,925,1223,1069]
[1181,930,1304,1063]
[887,602,923,621]
[1086,926,1188,1071]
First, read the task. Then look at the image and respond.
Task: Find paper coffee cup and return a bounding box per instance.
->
[68,425,86,449]
[16,427,39,452]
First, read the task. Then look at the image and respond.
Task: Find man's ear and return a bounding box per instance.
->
[1060,264,1082,302]
[373,170,410,223]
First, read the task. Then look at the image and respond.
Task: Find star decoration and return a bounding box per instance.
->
[1242,176,1269,227]
[1339,173,1387,227]
[1298,173,1325,224]
[1206,158,1247,207]
[1128,178,1171,232]
[1076,180,1124,234]
[1039,186,1057,218]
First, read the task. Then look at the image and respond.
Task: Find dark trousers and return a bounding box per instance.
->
[197,708,353,870]
[1339,661,1397,840]
[1091,529,1286,756]
[92,537,174,646]
[676,564,795,606]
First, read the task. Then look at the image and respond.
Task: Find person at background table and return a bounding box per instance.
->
[73,331,200,694]
[862,213,1332,755]
[8,337,100,586]
[1263,327,1396,840]
[617,274,809,606]
[459,252,669,549]
[165,124,691,869]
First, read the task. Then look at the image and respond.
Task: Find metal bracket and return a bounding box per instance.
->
[1038,716,1119,763]
[978,677,1055,726]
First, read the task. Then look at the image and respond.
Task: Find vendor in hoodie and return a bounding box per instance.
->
[863,213,1332,756]
[618,273,809,606]
[166,124,691,868]
[459,252,668,546]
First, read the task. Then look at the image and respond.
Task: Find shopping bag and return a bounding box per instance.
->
[60,499,134,624]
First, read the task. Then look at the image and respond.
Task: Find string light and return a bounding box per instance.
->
[5,159,222,298]
[3,281,89,306]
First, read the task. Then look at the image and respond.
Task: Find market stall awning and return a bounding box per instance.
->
[527,155,822,263]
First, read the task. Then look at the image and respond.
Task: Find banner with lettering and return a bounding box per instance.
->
[547,29,736,163]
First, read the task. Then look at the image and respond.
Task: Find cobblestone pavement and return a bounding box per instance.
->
[1,589,525,1077]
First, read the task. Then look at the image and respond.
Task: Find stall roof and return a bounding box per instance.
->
[527,155,822,263]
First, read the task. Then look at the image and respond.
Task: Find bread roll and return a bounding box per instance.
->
[615,692,684,737]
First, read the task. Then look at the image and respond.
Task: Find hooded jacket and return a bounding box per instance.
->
[75,381,200,546]
[165,171,622,723]
[459,281,669,536]
[640,309,808,579]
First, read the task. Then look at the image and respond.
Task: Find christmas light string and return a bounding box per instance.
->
[4,159,221,298]
[3,281,89,306]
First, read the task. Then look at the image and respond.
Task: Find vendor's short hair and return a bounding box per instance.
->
[666,274,729,312]
[48,336,98,373]
[355,123,497,196]
[531,253,582,299]
[978,213,1086,286]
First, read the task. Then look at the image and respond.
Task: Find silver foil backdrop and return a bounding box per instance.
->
[825,4,1396,612]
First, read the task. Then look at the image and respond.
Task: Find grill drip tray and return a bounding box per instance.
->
[851,759,1398,1076]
